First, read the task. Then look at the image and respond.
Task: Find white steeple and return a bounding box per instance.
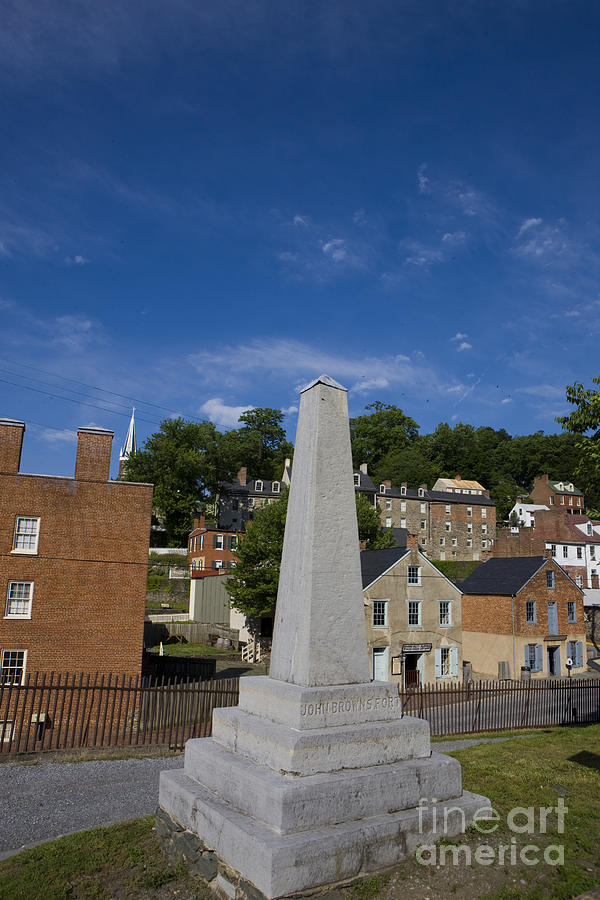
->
[119,408,136,466]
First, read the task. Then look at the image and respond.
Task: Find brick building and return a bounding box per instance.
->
[0,419,153,682]
[188,514,239,575]
[373,470,496,561]
[216,467,285,532]
[460,556,586,680]
[362,536,463,687]
[530,474,585,514]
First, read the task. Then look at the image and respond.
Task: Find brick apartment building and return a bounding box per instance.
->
[530,474,585,513]
[188,514,240,575]
[460,556,586,680]
[374,472,496,561]
[0,419,153,682]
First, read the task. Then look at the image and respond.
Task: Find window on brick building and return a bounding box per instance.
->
[0,721,12,743]
[440,537,445,546]
[575,574,582,588]
[562,546,568,558]
[212,560,224,570]
[577,497,581,507]
[5,582,33,618]
[466,507,472,517]
[467,523,473,534]
[576,547,583,559]
[227,535,238,550]
[451,538,457,546]
[213,534,225,550]
[372,600,388,628]
[445,504,451,514]
[482,539,487,548]
[547,570,555,589]
[0,650,26,685]
[12,517,40,554]
[526,600,536,624]
[560,496,564,505]
[482,524,487,535]
[567,600,577,622]
[551,544,556,557]
[445,521,451,532]
[481,508,487,519]
[569,497,573,506]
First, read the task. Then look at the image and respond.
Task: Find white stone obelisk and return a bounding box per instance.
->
[158,374,490,900]
[270,374,371,686]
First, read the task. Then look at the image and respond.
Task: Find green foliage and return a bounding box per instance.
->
[225,489,289,618]
[431,559,481,584]
[557,377,600,511]
[355,493,396,549]
[221,407,294,481]
[350,402,419,470]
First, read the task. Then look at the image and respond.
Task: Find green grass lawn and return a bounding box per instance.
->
[1,726,598,899]
[147,641,232,656]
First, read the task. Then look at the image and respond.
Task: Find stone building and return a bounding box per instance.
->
[0,419,153,681]
[216,466,285,532]
[460,556,586,680]
[362,537,463,687]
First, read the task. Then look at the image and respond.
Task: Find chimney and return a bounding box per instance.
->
[237,466,247,485]
[419,483,428,492]
[75,428,113,482]
[454,475,462,481]
[359,463,368,474]
[401,481,407,489]
[406,533,419,550]
[382,479,391,488]
[0,419,25,474]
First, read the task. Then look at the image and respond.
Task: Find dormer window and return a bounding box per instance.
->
[417,488,424,498]
[272,481,280,493]
[354,474,360,486]
[401,485,406,496]
[255,480,263,492]
[380,484,387,494]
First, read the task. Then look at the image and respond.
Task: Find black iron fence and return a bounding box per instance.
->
[1,674,599,756]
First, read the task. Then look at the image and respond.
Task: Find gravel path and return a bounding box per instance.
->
[0,754,183,858]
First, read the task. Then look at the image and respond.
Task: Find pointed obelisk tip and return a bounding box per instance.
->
[300,373,347,393]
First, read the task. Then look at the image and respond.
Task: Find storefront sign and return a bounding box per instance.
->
[402,643,432,654]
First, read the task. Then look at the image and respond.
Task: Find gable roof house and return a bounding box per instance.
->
[362,537,463,688]
[459,556,586,680]
[216,466,285,532]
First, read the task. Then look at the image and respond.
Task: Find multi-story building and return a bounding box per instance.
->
[370,468,496,561]
[188,514,239,575]
[530,474,585,514]
[216,467,285,532]
[362,536,463,687]
[0,419,153,681]
[492,510,600,589]
[460,556,586,679]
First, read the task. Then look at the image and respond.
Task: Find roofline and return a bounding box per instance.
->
[514,557,548,595]
[362,548,462,595]
[362,549,410,590]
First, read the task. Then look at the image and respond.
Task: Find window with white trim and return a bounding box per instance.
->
[407,600,421,626]
[272,481,280,493]
[575,574,582,588]
[212,560,224,570]
[354,474,360,486]
[563,545,568,558]
[451,538,457,546]
[577,497,581,507]
[587,523,592,535]
[372,600,388,628]
[551,544,556,557]
[380,484,387,494]
[12,517,40,554]
[591,546,596,559]
[385,499,392,510]
[467,523,473,533]
[400,518,406,528]
[526,600,536,624]
[400,500,406,512]
[401,485,407,496]
[439,601,451,626]
[421,520,426,530]
[5,582,33,618]
[482,539,487,548]
[255,480,263,492]
[445,504,451,515]
[440,537,445,546]
[481,508,487,519]
[439,647,451,676]
[420,502,426,513]
[466,507,472,517]
[0,721,12,743]
[576,547,583,559]
[0,650,26,685]
[481,523,487,534]
[213,534,225,550]
[407,565,421,585]
[445,521,451,532]
[385,517,392,528]
[466,538,472,547]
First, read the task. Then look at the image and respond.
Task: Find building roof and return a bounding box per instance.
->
[548,479,583,495]
[353,470,377,493]
[458,557,548,595]
[219,477,284,497]
[433,476,487,492]
[360,547,409,589]
[426,490,495,507]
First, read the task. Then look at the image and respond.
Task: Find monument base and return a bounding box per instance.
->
[157,777,489,899]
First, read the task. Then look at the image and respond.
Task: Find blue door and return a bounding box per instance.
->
[547,601,558,635]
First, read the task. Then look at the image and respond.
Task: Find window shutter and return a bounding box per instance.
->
[532,601,537,624]
[434,649,442,678]
[524,645,530,666]
[535,644,543,673]
[213,535,218,549]
[450,647,459,677]
[576,642,583,668]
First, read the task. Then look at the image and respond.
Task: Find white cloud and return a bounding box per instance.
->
[199,398,255,429]
[442,230,466,243]
[501,398,512,404]
[450,332,468,342]
[417,163,431,195]
[51,315,96,351]
[515,384,565,400]
[322,238,347,262]
[37,427,77,444]
[456,341,472,352]
[351,376,390,394]
[293,214,310,227]
[404,243,444,267]
[65,254,90,265]
[281,404,298,415]
[518,217,542,236]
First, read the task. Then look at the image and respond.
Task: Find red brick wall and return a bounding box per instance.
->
[0,433,153,678]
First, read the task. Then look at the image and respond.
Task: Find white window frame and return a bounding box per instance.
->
[0,721,13,743]
[407,565,421,586]
[466,507,472,518]
[467,523,473,534]
[563,545,568,559]
[445,504,451,515]
[385,517,392,529]
[481,508,487,519]
[421,520,426,530]
[407,600,421,627]
[526,600,536,624]
[400,500,406,512]
[0,650,27,685]
[272,481,280,493]
[12,517,40,555]
[466,538,472,548]
[214,534,225,550]
[5,582,33,619]
[372,599,389,628]
[451,537,457,546]
[445,521,451,532]
[354,474,361,486]
[385,499,392,510]
[482,539,487,548]
[481,523,487,535]
[440,537,445,546]
[401,485,407,496]
[212,560,224,570]
[254,480,263,492]
[551,544,556,557]
[439,600,452,626]
[420,502,426,513]
[400,518,406,528]
[380,484,387,494]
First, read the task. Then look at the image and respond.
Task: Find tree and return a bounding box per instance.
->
[355,493,396,549]
[350,402,419,470]
[225,490,289,618]
[222,408,294,481]
[557,377,600,512]
[122,418,235,546]
[226,489,395,619]
[373,442,439,489]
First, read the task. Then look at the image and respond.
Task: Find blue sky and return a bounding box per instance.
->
[1,0,599,478]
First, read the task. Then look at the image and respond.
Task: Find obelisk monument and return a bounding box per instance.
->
[158,375,489,899]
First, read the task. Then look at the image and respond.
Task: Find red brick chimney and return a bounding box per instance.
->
[406,533,419,550]
[0,419,25,474]
[75,428,113,482]
[382,479,391,488]
[237,466,247,485]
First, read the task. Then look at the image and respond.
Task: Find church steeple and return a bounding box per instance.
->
[119,408,136,477]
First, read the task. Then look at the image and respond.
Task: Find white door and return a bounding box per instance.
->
[372,647,389,681]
